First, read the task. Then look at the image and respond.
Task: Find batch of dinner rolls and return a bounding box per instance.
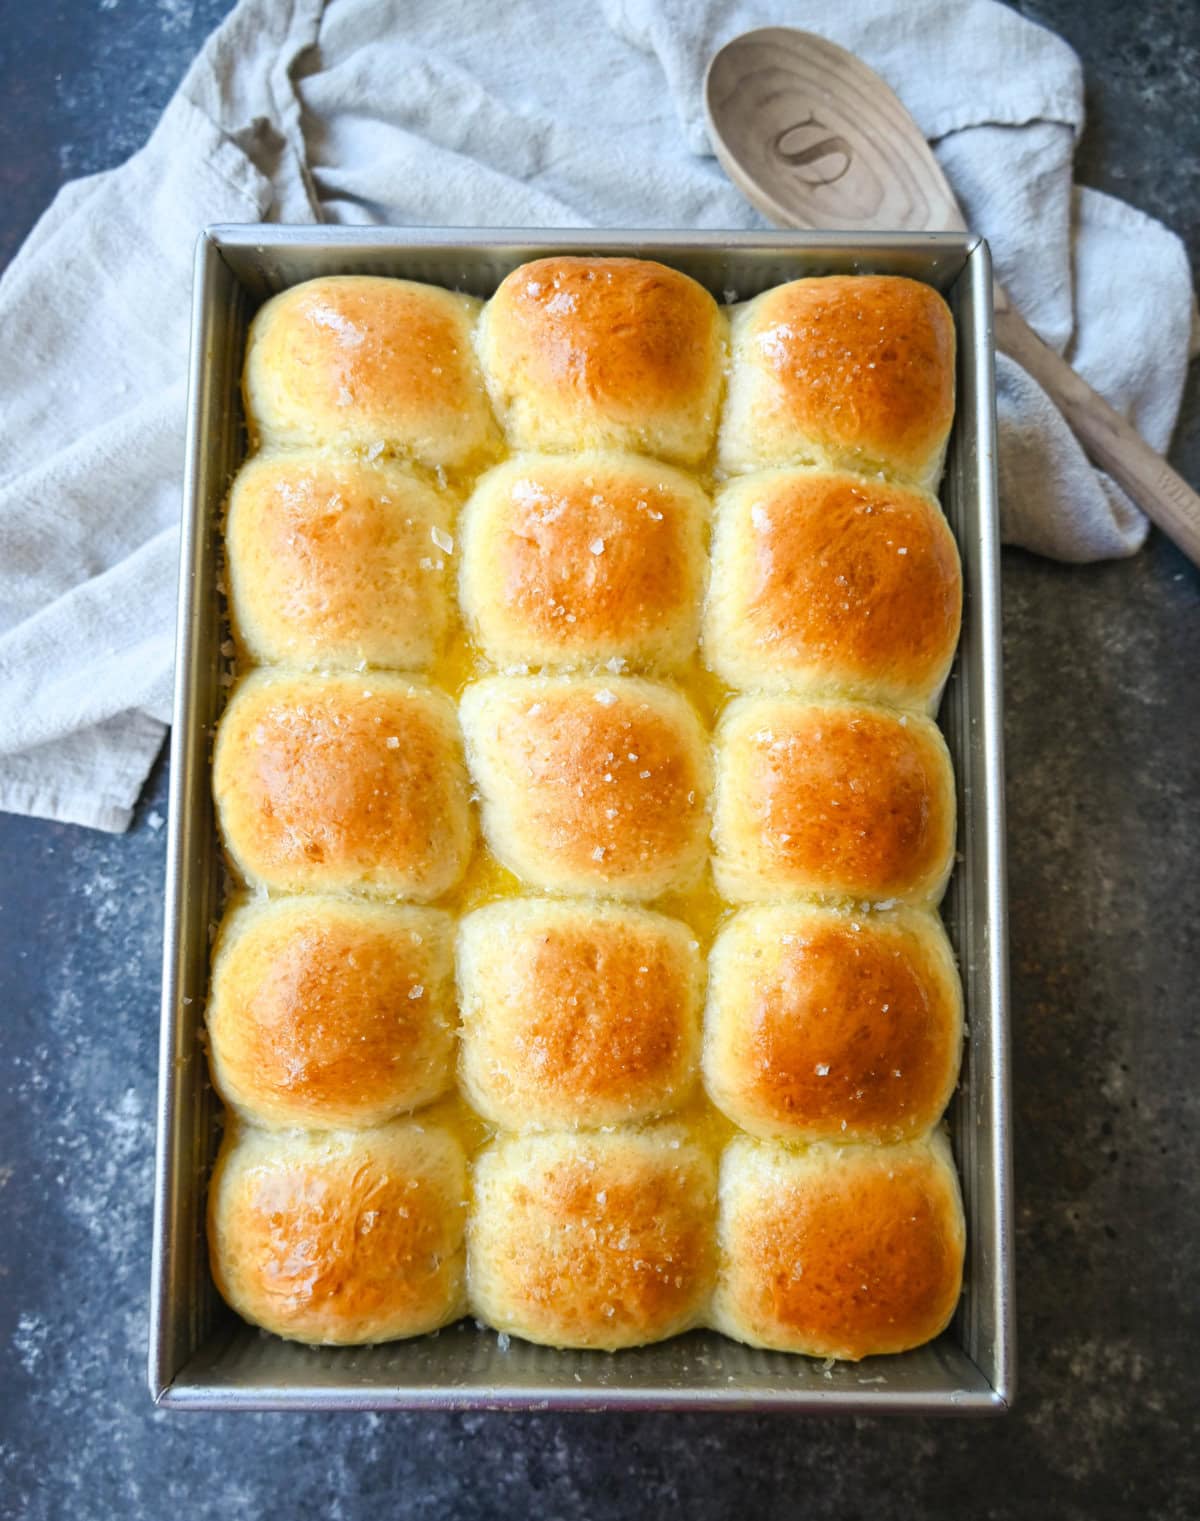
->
[207,256,966,1362]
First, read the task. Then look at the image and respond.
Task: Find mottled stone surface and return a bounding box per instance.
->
[1,1,1198,1517]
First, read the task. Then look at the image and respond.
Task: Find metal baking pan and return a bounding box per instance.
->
[150,226,1012,1413]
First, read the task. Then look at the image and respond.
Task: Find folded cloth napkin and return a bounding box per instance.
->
[0,0,1195,831]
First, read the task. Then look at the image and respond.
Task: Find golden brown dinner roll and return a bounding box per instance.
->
[711,1132,965,1359]
[457,899,702,1129]
[213,670,473,900]
[719,276,955,490]
[207,896,456,1129]
[459,675,710,899]
[704,469,962,712]
[225,452,455,672]
[478,256,725,466]
[712,697,955,905]
[209,1120,468,1345]
[458,452,708,672]
[704,904,962,1144]
[468,1127,716,1349]
[243,275,499,469]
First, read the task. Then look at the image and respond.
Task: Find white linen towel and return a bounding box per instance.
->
[0,0,1194,831]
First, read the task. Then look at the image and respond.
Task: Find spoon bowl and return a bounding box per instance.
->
[705,27,964,234]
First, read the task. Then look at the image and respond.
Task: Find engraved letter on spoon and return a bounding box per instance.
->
[772,115,853,187]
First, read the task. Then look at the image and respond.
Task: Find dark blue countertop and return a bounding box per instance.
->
[1,2,1197,1516]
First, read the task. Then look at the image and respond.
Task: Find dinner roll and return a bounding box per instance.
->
[225,452,455,671]
[243,275,499,469]
[460,676,710,899]
[712,1132,965,1359]
[704,469,961,712]
[719,276,955,490]
[712,697,955,905]
[459,452,708,672]
[704,905,962,1144]
[478,256,725,466]
[207,896,456,1129]
[213,670,473,900]
[209,1121,468,1344]
[468,1127,716,1349]
[458,899,702,1129]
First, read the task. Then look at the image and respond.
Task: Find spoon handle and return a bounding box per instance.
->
[992,285,1200,566]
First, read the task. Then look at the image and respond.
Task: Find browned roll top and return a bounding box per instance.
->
[480,256,725,465]
[704,904,962,1144]
[458,899,702,1128]
[243,275,499,469]
[469,1127,716,1350]
[704,468,961,710]
[208,1122,468,1346]
[714,698,956,905]
[207,896,456,1129]
[713,1134,965,1359]
[459,451,708,671]
[720,275,955,489]
[212,670,473,900]
[461,675,711,899]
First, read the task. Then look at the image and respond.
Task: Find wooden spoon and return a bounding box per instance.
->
[705,26,1200,565]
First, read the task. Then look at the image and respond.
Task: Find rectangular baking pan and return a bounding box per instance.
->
[151,226,1013,1413]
